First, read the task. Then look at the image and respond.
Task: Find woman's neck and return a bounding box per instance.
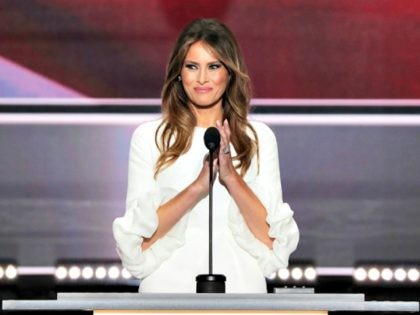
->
[191,103,224,128]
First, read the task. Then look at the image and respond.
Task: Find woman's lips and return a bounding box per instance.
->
[194,87,212,93]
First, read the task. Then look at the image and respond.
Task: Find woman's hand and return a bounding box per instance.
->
[216,119,238,185]
[192,153,219,199]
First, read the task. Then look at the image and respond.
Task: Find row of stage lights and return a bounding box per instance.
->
[267,266,317,283]
[354,266,420,284]
[267,265,420,286]
[53,264,318,285]
[1,263,419,286]
[54,264,318,284]
[55,264,134,283]
[50,265,420,285]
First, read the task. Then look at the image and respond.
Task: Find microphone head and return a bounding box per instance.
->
[204,127,220,152]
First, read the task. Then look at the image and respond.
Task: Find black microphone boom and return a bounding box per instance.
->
[196,127,226,293]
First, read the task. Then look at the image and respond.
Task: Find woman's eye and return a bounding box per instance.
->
[209,64,222,70]
[185,64,197,70]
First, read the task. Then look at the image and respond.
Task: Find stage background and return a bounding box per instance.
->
[0,1,419,272]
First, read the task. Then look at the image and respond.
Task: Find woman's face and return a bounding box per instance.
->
[181,41,229,108]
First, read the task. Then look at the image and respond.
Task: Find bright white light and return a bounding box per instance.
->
[68,266,81,280]
[381,268,393,281]
[291,267,303,281]
[55,266,68,280]
[95,266,107,279]
[266,272,276,280]
[304,267,317,281]
[354,268,367,282]
[82,266,94,280]
[121,268,132,279]
[278,268,290,280]
[367,268,380,281]
[108,266,120,280]
[394,268,407,282]
[407,268,419,282]
[0,266,4,279]
[5,265,18,280]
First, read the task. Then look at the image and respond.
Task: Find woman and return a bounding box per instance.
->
[113,19,299,293]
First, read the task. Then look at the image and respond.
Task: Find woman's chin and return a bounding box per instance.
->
[189,98,223,109]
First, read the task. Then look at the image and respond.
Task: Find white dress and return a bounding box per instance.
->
[113,119,299,293]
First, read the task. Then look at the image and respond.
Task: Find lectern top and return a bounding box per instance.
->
[2,293,419,312]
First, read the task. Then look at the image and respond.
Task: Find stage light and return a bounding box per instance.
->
[55,266,68,280]
[82,266,94,280]
[95,266,107,280]
[121,268,132,279]
[354,267,367,282]
[407,268,419,282]
[68,266,81,280]
[367,267,380,282]
[108,266,120,280]
[291,267,303,281]
[278,268,290,280]
[394,268,407,282]
[381,268,393,281]
[266,272,276,280]
[304,267,317,281]
[5,265,17,280]
[0,263,18,282]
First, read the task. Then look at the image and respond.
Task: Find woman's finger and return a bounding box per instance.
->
[216,120,228,147]
[223,119,231,141]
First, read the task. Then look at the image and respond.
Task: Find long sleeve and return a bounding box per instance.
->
[228,122,299,276]
[112,122,189,279]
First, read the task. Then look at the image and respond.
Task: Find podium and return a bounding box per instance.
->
[2,291,419,314]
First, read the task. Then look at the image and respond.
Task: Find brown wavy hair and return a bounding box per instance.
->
[154,18,258,177]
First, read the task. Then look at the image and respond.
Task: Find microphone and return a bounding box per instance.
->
[196,127,226,293]
[204,127,220,152]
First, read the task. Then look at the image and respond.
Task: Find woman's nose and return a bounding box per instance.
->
[197,69,208,84]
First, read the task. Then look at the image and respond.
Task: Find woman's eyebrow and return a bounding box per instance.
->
[184,60,221,65]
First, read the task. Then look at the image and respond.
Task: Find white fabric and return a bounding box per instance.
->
[113,119,299,293]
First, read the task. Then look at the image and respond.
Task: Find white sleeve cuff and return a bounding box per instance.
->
[112,187,189,279]
[228,182,299,277]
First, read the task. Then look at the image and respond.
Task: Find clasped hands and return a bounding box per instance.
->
[194,119,239,198]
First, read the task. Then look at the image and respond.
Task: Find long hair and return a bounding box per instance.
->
[154,18,258,177]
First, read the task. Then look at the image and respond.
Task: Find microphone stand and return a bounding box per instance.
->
[196,129,226,293]
[209,149,214,275]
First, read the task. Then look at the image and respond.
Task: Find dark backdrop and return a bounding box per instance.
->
[1,0,420,98]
